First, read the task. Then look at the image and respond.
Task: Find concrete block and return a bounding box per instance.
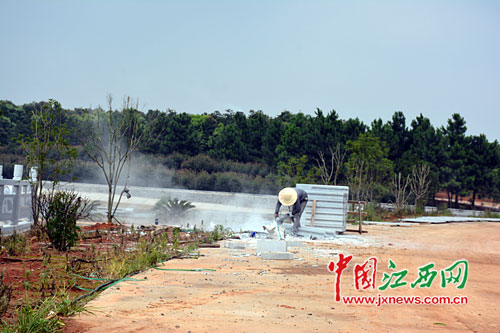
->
[286,241,304,247]
[261,252,294,260]
[256,239,287,254]
[223,241,246,249]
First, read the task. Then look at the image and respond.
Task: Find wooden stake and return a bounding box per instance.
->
[310,200,317,226]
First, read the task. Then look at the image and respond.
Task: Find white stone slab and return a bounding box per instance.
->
[261,252,294,260]
[223,241,246,249]
[256,239,287,253]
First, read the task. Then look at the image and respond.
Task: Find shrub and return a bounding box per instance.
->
[163,152,187,169]
[181,154,218,173]
[173,169,196,189]
[196,171,216,190]
[40,191,89,251]
[213,172,242,192]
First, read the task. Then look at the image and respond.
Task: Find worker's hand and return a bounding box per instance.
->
[274,213,278,218]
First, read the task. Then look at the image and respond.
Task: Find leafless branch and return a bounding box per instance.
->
[409,164,430,210]
[392,172,410,215]
[315,144,346,185]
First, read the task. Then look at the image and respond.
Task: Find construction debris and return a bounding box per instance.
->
[283,224,336,239]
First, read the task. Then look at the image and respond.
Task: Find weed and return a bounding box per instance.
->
[0,269,12,316]
[172,228,179,249]
[1,295,62,332]
[0,293,88,332]
[483,210,500,218]
[96,232,181,280]
[211,224,232,241]
[364,203,383,221]
[39,269,51,293]
[1,231,27,256]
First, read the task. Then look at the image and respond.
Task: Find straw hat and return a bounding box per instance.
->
[278,187,297,206]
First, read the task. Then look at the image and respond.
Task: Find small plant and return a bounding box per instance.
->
[483,210,500,218]
[39,190,90,251]
[154,197,195,223]
[0,293,87,332]
[39,269,51,294]
[211,224,231,242]
[1,296,60,332]
[23,269,32,291]
[172,228,180,249]
[98,232,178,279]
[55,292,88,317]
[364,203,383,221]
[0,269,12,316]
[1,231,27,256]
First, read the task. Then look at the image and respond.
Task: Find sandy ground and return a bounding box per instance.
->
[64,222,500,333]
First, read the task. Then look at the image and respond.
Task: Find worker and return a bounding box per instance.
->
[274,187,308,235]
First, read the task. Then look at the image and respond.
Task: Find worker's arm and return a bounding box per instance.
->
[274,200,282,217]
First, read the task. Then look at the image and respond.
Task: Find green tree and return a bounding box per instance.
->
[441,113,469,207]
[208,123,247,161]
[261,117,284,167]
[17,99,77,230]
[341,117,367,144]
[346,133,393,201]
[246,110,270,162]
[277,155,315,186]
[370,112,410,174]
[407,114,445,205]
[276,112,315,165]
[467,135,500,209]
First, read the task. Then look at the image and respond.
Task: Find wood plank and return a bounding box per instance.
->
[310,200,317,226]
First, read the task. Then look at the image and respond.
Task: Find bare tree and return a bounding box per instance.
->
[84,94,143,224]
[315,144,346,185]
[392,172,410,215]
[409,164,430,212]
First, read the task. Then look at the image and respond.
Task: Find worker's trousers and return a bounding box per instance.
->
[292,200,308,233]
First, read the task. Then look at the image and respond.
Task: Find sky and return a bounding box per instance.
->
[1,0,499,141]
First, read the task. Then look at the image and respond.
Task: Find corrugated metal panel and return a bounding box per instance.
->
[296,184,349,233]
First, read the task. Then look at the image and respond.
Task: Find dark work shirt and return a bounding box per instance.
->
[274,188,308,215]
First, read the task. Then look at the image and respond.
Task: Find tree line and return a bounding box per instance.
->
[1,99,499,209]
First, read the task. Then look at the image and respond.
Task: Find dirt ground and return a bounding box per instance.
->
[64,222,500,333]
